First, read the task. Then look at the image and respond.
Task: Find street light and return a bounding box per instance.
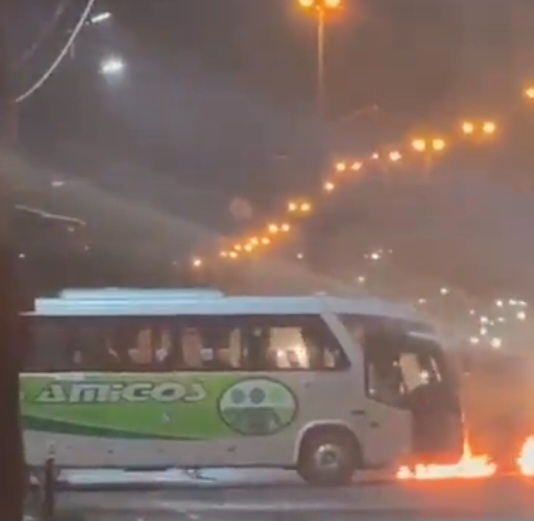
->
[298,0,341,118]
[462,121,475,135]
[461,120,497,138]
[90,11,112,25]
[482,121,496,135]
[323,180,335,192]
[411,138,426,152]
[525,87,534,100]
[432,138,446,151]
[100,56,125,76]
[288,200,312,215]
[268,223,280,234]
[388,150,402,162]
[280,223,291,232]
[191,257,203,269]
[335,161,347,172]
[411,137,446,176]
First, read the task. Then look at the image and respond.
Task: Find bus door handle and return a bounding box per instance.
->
[352,409,366,417]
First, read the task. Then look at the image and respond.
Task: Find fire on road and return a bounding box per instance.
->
[397,435,534,480]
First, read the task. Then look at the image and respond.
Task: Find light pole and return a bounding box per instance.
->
[99,56,126,77]
[460,120,497,140]
[298,0,341,119]
[411,137,446,177]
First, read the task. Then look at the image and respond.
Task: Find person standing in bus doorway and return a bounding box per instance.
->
[0,211,33,521]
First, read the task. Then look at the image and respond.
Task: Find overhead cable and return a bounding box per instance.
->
[15,0,96,104]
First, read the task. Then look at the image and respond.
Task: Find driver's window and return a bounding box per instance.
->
[367,356,406,407]
[399,353,426,392]
[399,347,442,392]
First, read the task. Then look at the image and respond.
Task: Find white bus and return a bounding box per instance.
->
[22,289,463,485]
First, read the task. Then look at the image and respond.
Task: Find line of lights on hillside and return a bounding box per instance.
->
[187,111,508,271]
[187,92,534,271]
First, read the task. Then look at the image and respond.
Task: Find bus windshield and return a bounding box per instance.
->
[339,314,451,406]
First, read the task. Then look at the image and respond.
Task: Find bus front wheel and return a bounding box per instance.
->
[297,427,360,486]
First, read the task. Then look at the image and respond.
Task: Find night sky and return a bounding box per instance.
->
[6,0,534,296]
[12,1,520,193]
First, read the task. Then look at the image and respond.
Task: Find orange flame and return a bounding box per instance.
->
[517,436,534,476]
[396,440,497,480]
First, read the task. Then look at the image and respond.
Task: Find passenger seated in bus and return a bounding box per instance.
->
[153,328,172,368]
[72,349,83,369]
[301,327,323,369]
[246,328,268,370]
[286,349,303,369]
[181,327,204,369]
[129,327,153,366]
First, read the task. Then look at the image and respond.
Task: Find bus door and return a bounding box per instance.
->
[400,334,463,463]
[361,352,412,468]
[362,329,463,467]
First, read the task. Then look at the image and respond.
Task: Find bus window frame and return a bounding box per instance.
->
[24,314,351,374]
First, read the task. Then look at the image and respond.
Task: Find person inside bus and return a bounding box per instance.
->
[72,349,83,369]
[181,327,204,369]
[152,327,173,369]
[300,326,324,370]
[101,334,123,370]
[128,327,153,366]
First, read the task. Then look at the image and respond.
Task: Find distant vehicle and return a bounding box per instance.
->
[21,288,462,485]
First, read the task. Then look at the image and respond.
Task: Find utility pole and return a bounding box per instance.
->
[0,3,26,521]
[0,0,9,144]
[0,0,16,146]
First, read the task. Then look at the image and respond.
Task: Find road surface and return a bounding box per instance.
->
[26,470,534,520]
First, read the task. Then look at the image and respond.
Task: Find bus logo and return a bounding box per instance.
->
[218,378,297,436]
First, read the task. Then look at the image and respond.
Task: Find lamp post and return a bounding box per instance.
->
[411,137,447,177]
[298,0,341,119]
[461,120,497,139]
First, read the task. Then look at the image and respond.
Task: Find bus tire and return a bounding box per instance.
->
[297,426,361,486]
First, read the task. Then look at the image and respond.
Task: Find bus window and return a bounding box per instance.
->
[25,319,69,372]
[180,327,205,369]
[154,328,173,365]
[242,315,348,371]
[399,350,442,392]
[69,322,114,371]
[363,326,448,408]
[366,353,406,407]
[340,315,436,347]
[128,327,153,366]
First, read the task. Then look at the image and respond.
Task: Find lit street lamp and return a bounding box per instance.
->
[298,0,341,118]
[100,56,125,76]
[461,120,497,138]
[411,137,446,176]
[525,87,534,100]
[482,121,496,135]
[323,180,336,192]
[461,121,475,135]
[89,11,112,25]
[411,137,447,153]
[388,150,402,162]
[288,199,312,216]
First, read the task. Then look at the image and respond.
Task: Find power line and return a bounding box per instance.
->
[15,0,73,69]
[14,0,96,104]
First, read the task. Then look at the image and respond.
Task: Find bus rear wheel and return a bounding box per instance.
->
[297,428,359,486]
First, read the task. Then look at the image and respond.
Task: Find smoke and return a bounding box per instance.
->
[315,170,534,299]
